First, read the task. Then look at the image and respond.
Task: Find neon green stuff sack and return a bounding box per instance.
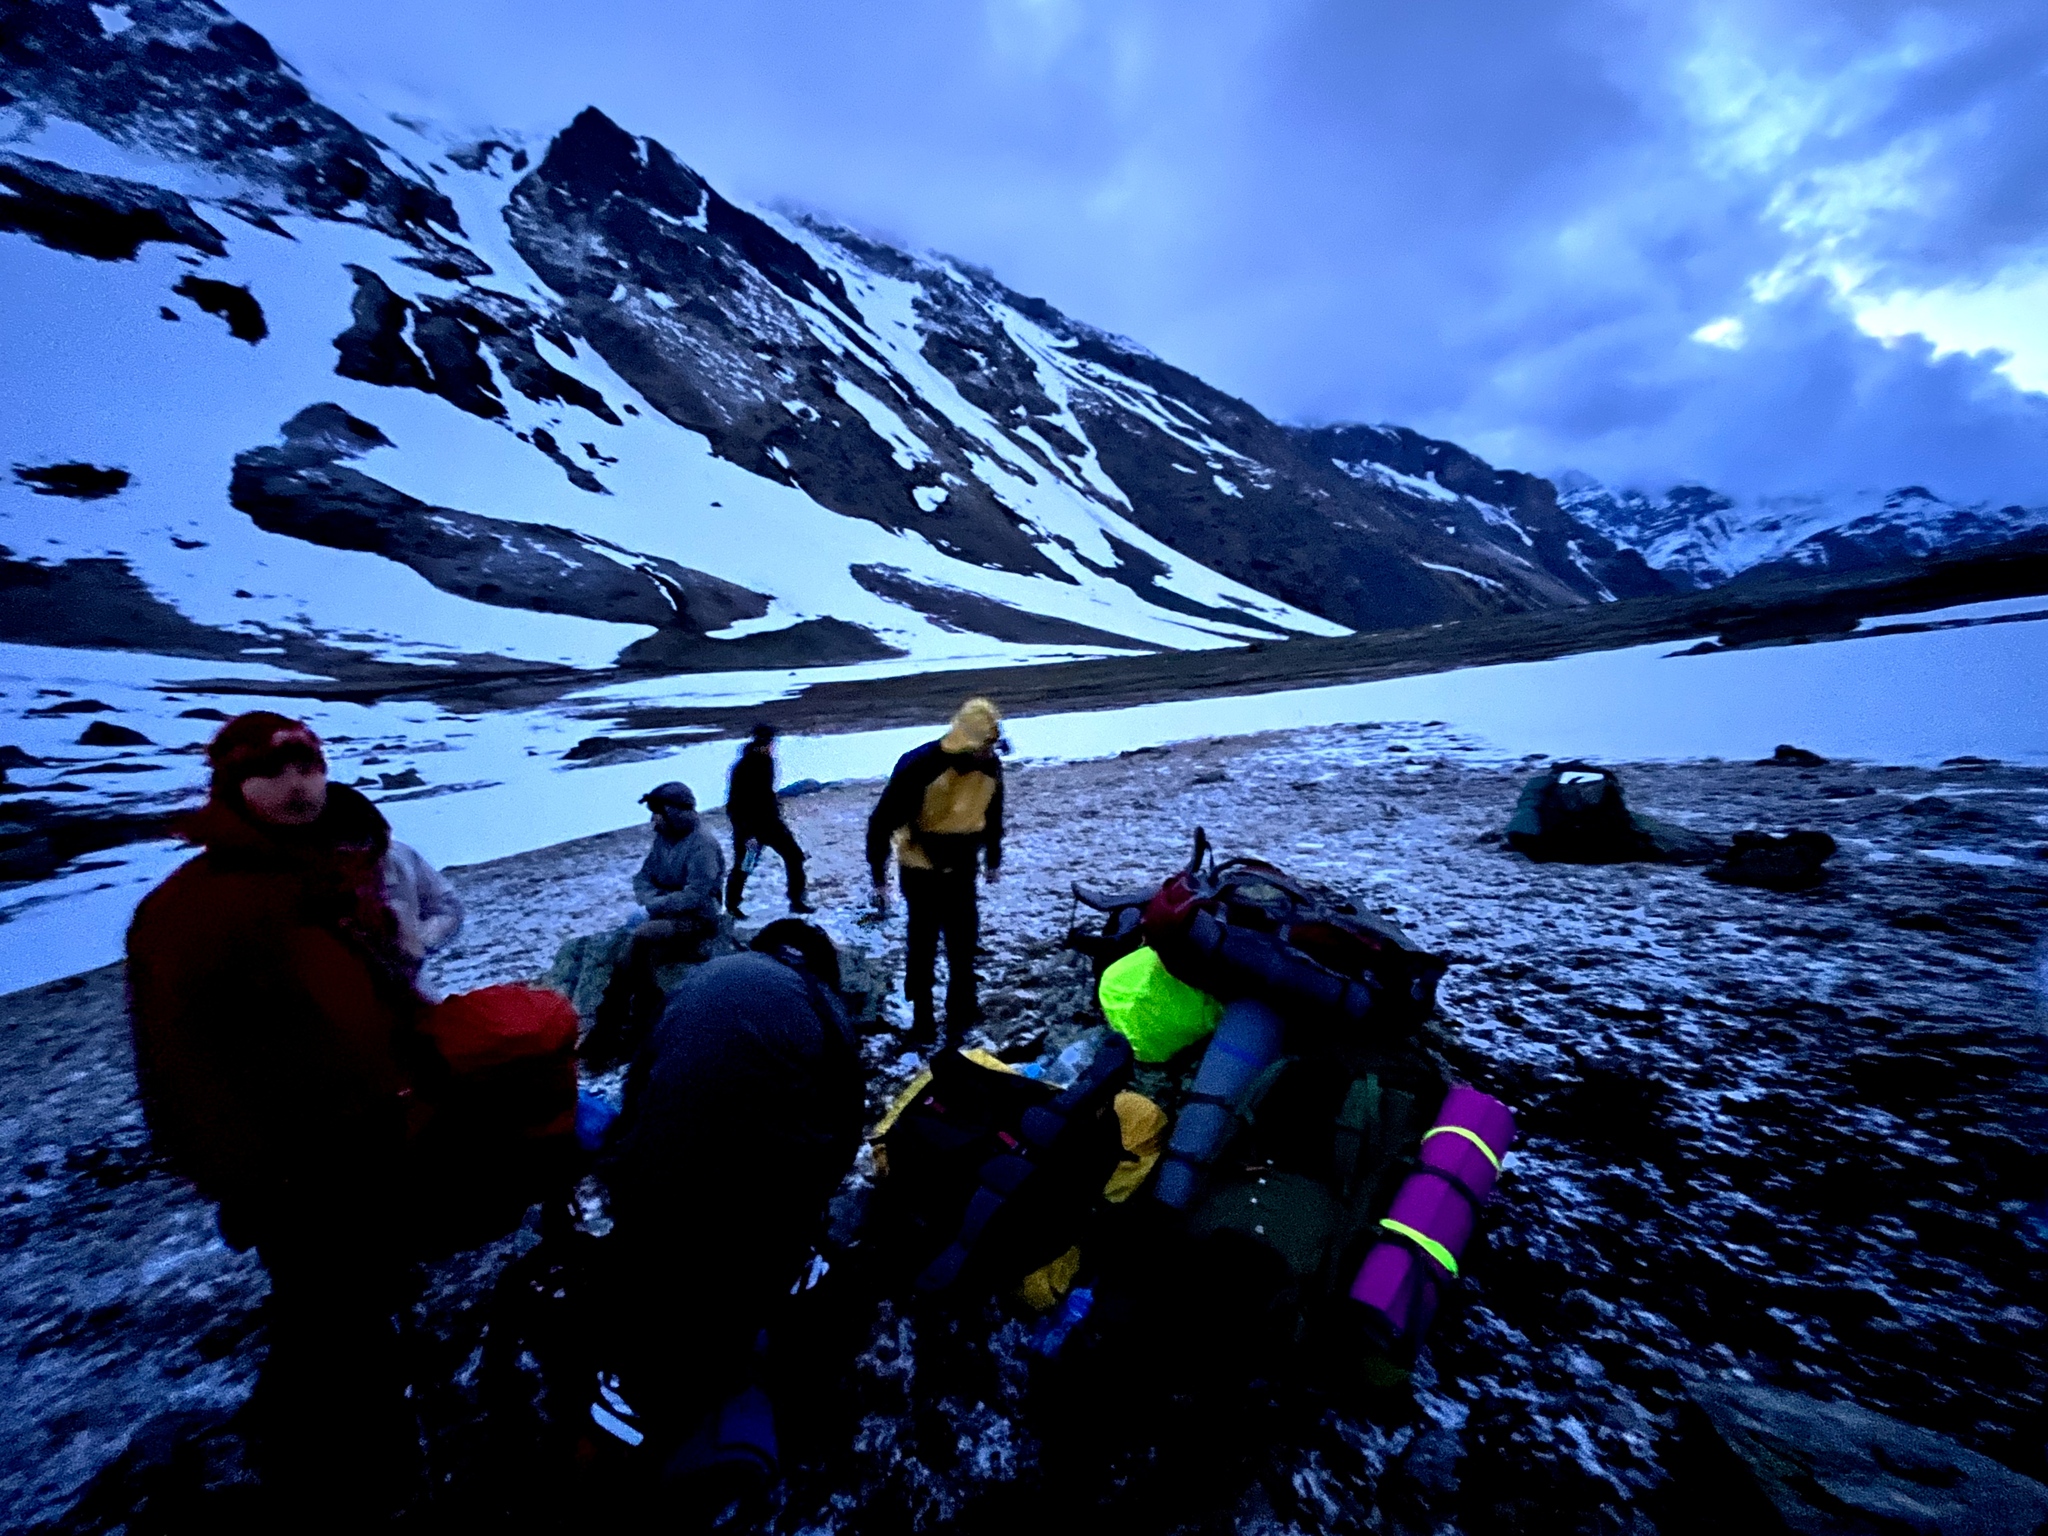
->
[1098,946,1224,1063]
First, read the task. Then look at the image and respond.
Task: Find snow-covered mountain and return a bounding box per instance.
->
[0,0,1667,695]
[1559,475,2048,590]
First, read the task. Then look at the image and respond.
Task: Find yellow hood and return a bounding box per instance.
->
[939,697,1002,754]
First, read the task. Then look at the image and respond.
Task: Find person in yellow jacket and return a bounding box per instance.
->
[866,699,1005,1048]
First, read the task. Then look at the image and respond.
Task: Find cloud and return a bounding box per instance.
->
[229,0,2048,500]
[1857,265,2048,393]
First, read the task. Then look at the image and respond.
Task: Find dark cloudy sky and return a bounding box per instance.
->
[236,0,2048,503]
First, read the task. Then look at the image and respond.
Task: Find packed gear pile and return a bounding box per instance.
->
[87,708,2048,1531]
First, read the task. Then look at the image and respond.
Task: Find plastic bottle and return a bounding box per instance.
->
[1041,1029,1109,1088]
[1032,1285,1096,1357]
[575,1090,622,1152]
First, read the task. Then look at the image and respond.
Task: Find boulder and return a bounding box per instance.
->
[546,922,638,1022]
[77,721,152,747]
[1683,1379,2048,1536]
[1705,830,1837,892]
[547,920,886,1032]
[1759,745,1829,768]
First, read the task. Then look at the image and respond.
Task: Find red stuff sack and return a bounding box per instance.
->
[421,983,580,1141]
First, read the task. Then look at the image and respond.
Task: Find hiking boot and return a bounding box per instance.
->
[788,896,816,915]
[727,903,748,920]
[942,1004,981,1052]
[907,1002,938,1049]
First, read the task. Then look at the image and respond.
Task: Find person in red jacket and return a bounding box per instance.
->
[126,712,429,1517]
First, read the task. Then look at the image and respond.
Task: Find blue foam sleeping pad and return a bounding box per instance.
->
[1153,999,1285,1210]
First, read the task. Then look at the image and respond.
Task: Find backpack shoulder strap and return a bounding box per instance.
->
[1229,1055,1295,1136]
[1332,1074,1381,1201]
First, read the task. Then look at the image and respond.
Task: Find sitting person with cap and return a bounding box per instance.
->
[587,781,727,1068]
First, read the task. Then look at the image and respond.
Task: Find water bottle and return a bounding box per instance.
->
[1042,1030,1108,1088]
[1032,1285,1095,1358]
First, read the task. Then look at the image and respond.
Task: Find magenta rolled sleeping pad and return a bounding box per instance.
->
[1348,1085,1516,1349]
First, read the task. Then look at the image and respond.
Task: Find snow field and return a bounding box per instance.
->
[4,609,2044,994]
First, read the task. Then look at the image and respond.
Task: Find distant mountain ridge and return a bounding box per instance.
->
[1559,475,2048,590]
[1,0,1672,687]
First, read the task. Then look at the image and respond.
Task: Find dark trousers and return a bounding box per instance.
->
[588,914,719,1068]
[902,865,979,1037]
[604,1205,794,1437]
[249,1210,419,1521]
[727,818,806,912]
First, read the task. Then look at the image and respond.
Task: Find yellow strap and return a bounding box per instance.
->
[1423,1123,1503,1173]
[1379,1218,1459,1277]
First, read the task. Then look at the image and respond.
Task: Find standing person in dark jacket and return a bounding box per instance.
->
[600,921,865,1491]
[866,698,1005,1048]
[588,781,727,1067]
[126,712,431,1520]
[725,724,811,918]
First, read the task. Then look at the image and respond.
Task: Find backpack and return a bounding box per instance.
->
[872,1036,1135,1298]
[1176,1056,1444,1358]
[1504,762,1722,865]
[414,982,582,1249]
[421,982,581,1139]
[1074,830,1447,1041]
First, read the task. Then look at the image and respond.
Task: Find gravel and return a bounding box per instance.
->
[4,723,2045,1532]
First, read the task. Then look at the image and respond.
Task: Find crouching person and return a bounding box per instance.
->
[596,921,865,1507]
[125,713,436,1522]
[587,781,726,1068]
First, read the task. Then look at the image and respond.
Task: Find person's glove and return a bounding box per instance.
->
[984,864,1003,885]
[870,880,891,918]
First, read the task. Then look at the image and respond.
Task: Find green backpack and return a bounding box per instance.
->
[1180,1056,1443,1364]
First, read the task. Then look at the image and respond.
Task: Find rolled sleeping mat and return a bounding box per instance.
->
[1157,910,1384,1027]
[1152,998,1285,1210]
[1347,1085,1515,1350]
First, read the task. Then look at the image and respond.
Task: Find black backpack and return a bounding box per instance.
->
[1503,761,1645,861]
[872,1036,1135,1297]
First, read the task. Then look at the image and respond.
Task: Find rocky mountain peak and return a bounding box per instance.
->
[2,0,476,269]
[5,0,1709,691]
[1563,474,2048,587]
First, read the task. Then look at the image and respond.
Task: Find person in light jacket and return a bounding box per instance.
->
[381,840,464,986]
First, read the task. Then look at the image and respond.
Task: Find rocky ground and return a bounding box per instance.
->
[4,723,2047,1533]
